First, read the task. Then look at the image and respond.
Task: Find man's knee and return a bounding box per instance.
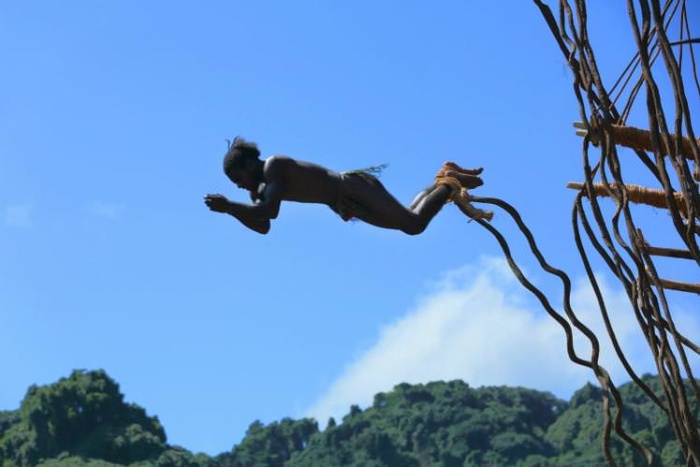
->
[402,222,427,236]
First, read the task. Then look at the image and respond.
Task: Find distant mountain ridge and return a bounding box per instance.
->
[0,370,694,466]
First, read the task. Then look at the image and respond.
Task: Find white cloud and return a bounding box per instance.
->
[305,256,699,424]
[4,203,32,227]
[86,200,124,221]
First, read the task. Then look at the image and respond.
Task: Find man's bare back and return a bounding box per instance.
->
[260,156,343,205]
[204,137,483,235]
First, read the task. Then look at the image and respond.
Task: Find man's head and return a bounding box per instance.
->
[223,137,261,191]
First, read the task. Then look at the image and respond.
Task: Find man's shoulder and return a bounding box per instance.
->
[263,154,295,168]
[262,155,297,181]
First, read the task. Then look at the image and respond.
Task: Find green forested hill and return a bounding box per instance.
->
[0,370,694,466]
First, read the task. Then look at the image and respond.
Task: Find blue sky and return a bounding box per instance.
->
[1,0,698,456]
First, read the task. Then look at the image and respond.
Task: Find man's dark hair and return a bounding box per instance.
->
[223,136,260,174]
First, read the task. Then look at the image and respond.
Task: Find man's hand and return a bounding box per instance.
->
[204,193,271,234]
[204,194,232,213]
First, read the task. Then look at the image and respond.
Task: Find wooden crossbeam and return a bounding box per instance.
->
[574,122,699,160]
[609,124,699,161]
[657,278,700,294]
[644,245,694,260]
[567,182,690,218]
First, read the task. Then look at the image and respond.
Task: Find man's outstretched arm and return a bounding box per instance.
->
[204,194,279,234]
[204,180,284,234]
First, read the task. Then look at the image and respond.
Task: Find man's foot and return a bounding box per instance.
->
[443,161,483,176]
[444,170,483,189]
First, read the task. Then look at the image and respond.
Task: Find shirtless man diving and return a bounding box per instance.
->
[204,137,484,235]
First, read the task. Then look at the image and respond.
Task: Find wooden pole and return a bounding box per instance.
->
[609,124,699,161]
[567,181,690,217]
[644,245,694,260]
[656,278,700,294]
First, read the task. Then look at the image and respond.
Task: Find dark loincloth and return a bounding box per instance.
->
[331,170,379,222]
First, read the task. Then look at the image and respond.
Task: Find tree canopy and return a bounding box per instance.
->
[0,370,695,466]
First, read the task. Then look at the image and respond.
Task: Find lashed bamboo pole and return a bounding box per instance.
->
[573,123,700,180]
[567,181,690,218]
[608,124,699,161]
[574,122,699,160]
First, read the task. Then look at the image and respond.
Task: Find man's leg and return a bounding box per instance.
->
[342,174,453,235]
[409,182,438,210]
[343,161,483,234]
[406,184,454,234]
